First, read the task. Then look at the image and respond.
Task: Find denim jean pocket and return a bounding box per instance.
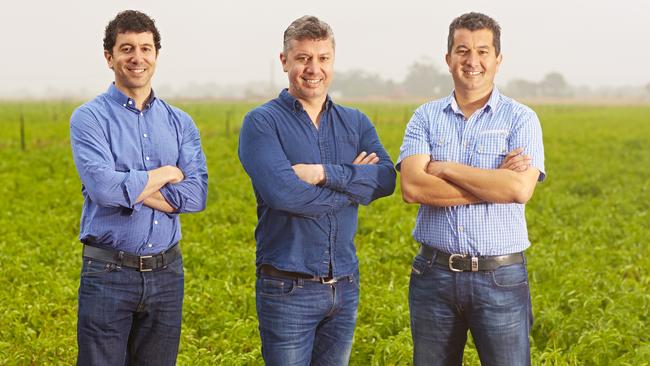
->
[411,254,432,276]
[258,276,297,297]
[490,263,528,288]
[81,259,117,277]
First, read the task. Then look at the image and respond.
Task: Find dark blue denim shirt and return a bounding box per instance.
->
[70,84,208,255]
[239,89,396,277]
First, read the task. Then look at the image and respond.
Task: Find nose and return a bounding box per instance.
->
[464,51,479,67]
[130,48,144,63]
[305,58,319,73]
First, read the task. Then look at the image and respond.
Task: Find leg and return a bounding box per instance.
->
[311,274,360,366]
[77,259,140,366]
[256,276,333,366]
[126,257,185,366]
[469,262,533,366]
[409,255,468,366]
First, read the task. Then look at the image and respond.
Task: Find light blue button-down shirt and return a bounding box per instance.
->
[397,88,545,256]
[70,84,208,255]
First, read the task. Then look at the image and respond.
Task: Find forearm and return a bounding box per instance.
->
[401,174,481,207]
[143,191,177,213]
[135,166,182,203]
[436,162,535,204]
[323,163,396,205]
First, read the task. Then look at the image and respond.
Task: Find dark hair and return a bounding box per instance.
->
[283,15,335,55]
[103,10,161,53]
[448,12,501,55]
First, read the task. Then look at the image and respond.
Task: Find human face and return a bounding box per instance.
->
[104,31,157,96]
[446,28,502,96]
[280,38,334,106]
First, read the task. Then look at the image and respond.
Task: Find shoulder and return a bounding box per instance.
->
[495,93,538,123]
[70,94,107,129]
[156,98,193,123]
[331,102,369,127]
[415,96,450,118]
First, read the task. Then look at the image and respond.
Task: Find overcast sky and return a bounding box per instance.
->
[2,0,648,97]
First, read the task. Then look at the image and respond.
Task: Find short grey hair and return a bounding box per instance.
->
[283,15,335,55]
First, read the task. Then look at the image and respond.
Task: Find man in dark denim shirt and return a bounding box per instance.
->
[239,15,395,366]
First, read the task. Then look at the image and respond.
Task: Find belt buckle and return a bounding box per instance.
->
[320,277,338,284]
[139,255,153,272]
[448,254,465,272]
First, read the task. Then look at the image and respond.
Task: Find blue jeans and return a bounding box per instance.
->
[409,252,532,366]
[256,270,360,366]
[76,256,184,366]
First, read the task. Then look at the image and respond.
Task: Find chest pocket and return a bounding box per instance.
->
[473,134,508,169]
[430,135,453,162]
[335,135,359,164]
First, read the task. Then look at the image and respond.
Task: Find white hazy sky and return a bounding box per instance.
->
[2,0,649,96]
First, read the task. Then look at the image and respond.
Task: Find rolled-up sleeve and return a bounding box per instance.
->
[396,109,431,171]
[70,107,147,211]
[322,112,396,205]
[159,113,208,213]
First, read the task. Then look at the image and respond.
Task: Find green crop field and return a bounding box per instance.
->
[0,101,648,365]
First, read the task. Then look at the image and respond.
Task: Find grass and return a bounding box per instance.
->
[0,101,648,365]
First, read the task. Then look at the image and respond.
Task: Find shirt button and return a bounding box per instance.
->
[458,225,464,232]
[122,104,126,107]
[154,220,158,225]
[140,112,143,116]
[145,156,150,161]
[148,243,153,248]
[128,100,132,105]
[143,133,148,138]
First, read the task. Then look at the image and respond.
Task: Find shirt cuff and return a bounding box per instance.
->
[124,169,149,211]
[323,164,348,192]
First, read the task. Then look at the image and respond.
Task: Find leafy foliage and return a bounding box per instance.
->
[0,102,648,365]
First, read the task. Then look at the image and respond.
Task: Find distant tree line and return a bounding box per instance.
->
[330,60,575,99]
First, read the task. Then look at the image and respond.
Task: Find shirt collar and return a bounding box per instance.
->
[278,88,333,113]
[444,86,501,115]
[106,83,157,111]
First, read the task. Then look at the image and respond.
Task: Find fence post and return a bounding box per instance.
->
[20,111,26,151]
[225,108,233,137]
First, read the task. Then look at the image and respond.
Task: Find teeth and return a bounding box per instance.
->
[465,71,481,76]
[305,79,320,84]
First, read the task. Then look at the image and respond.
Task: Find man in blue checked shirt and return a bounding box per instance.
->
[398,12,545,366]
[70,10,207,365]
[239,15,395,366]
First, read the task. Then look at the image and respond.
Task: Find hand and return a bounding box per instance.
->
[167,166,185,184]
[352,151,379,165]
[499,148,531,172]
[425,160,448,177]
[292,164,325,185]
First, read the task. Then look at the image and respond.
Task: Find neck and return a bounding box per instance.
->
[290,92,327,129]
[454,86,493,120]
[115,83,152,110]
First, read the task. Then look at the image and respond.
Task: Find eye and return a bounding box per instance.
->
[320,56,330,62]
[121,46,132,53]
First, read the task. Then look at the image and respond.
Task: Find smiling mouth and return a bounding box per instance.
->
[128,68,146,74]
[302,77,322,85]
[464,70,482,76]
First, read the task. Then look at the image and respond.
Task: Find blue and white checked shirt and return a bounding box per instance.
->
[70,84,208,255]
[397,88,545,256]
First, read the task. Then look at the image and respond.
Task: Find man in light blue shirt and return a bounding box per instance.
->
[397,12,545,366]
[70,10,207,365]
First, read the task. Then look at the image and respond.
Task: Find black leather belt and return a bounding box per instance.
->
[82,243,181,272]
[259,264,345,284]
[419,245,524,272]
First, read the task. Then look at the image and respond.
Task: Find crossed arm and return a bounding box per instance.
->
[70,108,207,214]
[400,148,540,206]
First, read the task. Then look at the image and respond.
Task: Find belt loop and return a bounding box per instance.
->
[117,251,125,267]
[297,278,304,288]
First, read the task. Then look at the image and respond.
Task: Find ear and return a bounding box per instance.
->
[496,53,503,71]
[279,52,288,72]
[104,50,114,70]
[445,53,451,72]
